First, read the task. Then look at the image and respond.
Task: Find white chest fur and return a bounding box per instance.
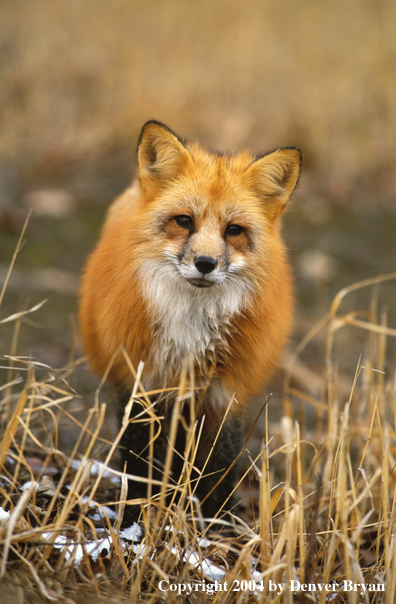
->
[139,259,250,374]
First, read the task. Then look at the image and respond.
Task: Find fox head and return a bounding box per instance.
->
[136,120,302,299]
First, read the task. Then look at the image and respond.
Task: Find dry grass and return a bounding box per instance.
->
[1,240,396,603]
[1,0,395,203]
[1,3,396,601]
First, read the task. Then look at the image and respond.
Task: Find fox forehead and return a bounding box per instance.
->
[178,147,257,202]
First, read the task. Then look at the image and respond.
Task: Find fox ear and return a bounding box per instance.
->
[246,147,302,217]
[137,121,191,192]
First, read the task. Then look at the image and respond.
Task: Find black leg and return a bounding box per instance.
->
[117,393,167,520]
[194,417,242,520]
[117,392,243,525]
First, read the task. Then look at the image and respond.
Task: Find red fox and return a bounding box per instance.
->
[79,121,302,520]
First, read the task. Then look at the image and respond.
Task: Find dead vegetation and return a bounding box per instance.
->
[1,2,396,601]
[1,231,396,603]
[1,0,395,205]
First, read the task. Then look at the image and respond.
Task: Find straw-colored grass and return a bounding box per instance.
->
[1,3,395,601]
[1,0,395,203]
[1,236,396,603]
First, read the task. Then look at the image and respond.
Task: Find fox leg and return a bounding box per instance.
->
[117,393,168,521]
[194,417,242,520]
[118,392,242,524]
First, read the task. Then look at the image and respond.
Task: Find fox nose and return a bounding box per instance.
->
[194,255,217,275]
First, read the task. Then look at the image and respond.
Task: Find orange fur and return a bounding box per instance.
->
[79,121,302,421]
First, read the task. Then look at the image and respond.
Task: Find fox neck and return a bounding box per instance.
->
[138,259,252,381]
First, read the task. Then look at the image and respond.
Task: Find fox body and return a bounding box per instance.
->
[79,121,302,518]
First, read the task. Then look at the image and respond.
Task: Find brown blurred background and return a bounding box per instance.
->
[1,0,396,415]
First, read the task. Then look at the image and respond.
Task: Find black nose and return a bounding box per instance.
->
[194,255,217,274]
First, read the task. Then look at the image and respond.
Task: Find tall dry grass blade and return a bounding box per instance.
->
[0,300,48,325]
[356,398,379,484]
[295,421,305,584]
[259,444,271,571]
[337,403,358,603]
[116,473,128,530]
[320,411,349,599]
[382,426,390,573]
[0,211,31,310]
[271,504,299,590]
[157,374,183,516]
[387,532,396,604]
[0,387,27,474]
[376,308,388,416]
[334,315,396,339]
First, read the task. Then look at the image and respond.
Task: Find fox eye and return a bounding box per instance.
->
[225,224,243,236]
[175,215,193,229]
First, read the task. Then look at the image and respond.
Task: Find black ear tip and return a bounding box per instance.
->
[140,120,169,134]
[137,121,186,152]
[282,146,303,166]
[138,120,166,148]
